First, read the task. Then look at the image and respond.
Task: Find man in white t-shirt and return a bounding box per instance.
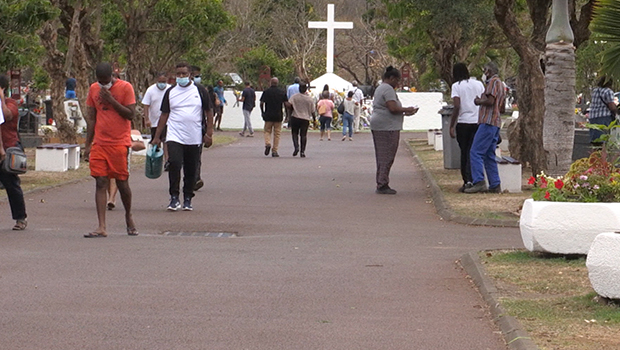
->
[152,62,213,211]
[449,63,485,192]
[142,73,170,167]
[348,81,364,133]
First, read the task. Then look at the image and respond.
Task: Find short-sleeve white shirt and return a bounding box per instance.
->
[163,83,203,145]
[349,87,364,103]
[142,83,170,126]
[451,78,485,124]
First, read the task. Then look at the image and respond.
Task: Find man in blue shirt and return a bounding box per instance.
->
[287,77,300,99]
[213,80,227,131]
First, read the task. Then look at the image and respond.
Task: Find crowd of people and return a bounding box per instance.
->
[0,61,509,236]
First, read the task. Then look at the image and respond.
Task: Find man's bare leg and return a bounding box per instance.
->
[116,179,137,235]
[88,176,109,237]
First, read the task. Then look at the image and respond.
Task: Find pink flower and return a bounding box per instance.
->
[594,185,600,190]
[580,175,588,181]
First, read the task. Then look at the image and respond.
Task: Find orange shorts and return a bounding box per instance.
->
[89,144,131,180]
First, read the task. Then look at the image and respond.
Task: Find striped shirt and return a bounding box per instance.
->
[478,75,505,127]
[589,87,615,120]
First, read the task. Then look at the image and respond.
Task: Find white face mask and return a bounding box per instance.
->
[99,82,112,90]
[481,73,487,82]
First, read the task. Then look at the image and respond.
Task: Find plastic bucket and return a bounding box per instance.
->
[145,144,164,179]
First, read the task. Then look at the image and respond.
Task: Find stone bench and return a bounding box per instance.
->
[36,143,80,172]
[587,232,620,300]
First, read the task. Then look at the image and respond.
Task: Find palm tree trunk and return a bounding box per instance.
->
[543,42,575,176]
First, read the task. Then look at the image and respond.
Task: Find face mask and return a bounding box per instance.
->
[157,82,167,90]
[99,82,112,90]
[481,74,487,82]
[176,77,190,86]
[193,77,201,84]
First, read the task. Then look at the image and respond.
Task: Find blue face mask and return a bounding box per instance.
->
[176,77,190,87]
[193,77,201,84]
[157,82,167,90]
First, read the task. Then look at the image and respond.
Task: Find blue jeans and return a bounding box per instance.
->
[589,116,613,143]
[470,124,500,188]
[342,112,354,137]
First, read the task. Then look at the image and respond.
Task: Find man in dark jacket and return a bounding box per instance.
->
[260,78,290,157]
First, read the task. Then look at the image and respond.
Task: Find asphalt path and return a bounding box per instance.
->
[0,131,523,349]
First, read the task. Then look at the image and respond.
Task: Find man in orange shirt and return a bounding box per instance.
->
[84,63,137,237]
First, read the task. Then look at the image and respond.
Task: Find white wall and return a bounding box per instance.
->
[218,91,444,131]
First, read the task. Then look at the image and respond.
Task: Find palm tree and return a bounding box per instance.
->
[591,0,620,80]
[543,0,576,176]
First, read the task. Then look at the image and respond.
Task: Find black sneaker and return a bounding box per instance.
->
[182,198,193,211]
[458,182,473,193]
[265,145,271,156]
[488,184,502,193]
[164,161,170,172]
[194,179,204,191]
[464,181,488,193]
[376,186,397,195]
[167,197,181,211]
[272,151,279,157]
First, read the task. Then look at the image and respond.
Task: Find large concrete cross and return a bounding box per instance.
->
[308,4,354,74]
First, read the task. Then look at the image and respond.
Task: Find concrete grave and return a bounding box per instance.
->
[587,232,620,300]
[520,199,620,254]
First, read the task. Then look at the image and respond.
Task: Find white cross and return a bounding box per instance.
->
[308,4,354,74]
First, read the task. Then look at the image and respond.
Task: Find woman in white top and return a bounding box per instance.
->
[449,63,485,192]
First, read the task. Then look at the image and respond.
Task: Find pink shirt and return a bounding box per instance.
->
[317,99,335,117]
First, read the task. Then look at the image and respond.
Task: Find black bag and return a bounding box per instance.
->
[337,102,345,115]
[2,147,27,174]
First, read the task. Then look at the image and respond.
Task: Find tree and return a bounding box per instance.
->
[381,0,507,88]
[234,45,295,88]
[0,0,56,71]
[494,0,595,175]
[105,0,232,95]
[543,0,576,176]
[591,0,620,80]
[39,0,104,143]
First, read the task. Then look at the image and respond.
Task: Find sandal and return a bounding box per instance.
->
[12,219,27,231]
[107,202,115,210]
[127,227,138,236]
[84,232,107,238]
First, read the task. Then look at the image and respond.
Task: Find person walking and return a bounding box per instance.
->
[465,62,506,194]
[260,77,289,157]
[213,80,227,131]
[0,75,27,230]
[142,72,170,170]
[370,66,418,194]
[349,81,364,133]
[288,82,314,158]
[341,91,356,141]
[449,63,485,192]
[317,91,335,141]
[84,63,137,237]
[65,77,77,99]
[588,76,617,144]
[287,77,301,100]
[151,62,214,211]
[238,82,256,137]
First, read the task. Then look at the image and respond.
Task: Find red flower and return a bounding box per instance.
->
[554,179,564,190]
[528,176,536,185]
[544,191,550,200]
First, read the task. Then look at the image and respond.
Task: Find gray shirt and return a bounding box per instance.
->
[370,83,403,131]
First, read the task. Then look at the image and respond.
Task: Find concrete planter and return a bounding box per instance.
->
[519,199,620,254]
[586,232,620,299]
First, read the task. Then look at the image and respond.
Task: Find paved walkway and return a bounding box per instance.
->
[0,131,523,349]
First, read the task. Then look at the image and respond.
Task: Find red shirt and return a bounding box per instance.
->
[1,98,20,149]
[86,79,135,147]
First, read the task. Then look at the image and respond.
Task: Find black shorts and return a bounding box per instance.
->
[150,126,167,141]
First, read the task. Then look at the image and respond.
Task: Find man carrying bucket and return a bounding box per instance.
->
[84,63,138,237]
[152,62,214,211]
